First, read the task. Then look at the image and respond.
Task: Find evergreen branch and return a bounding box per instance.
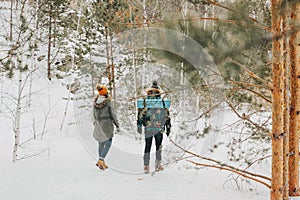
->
[191,0,271,31]
[230,80,272,103]
[240,86,272,104]
[0,0,29,62]
[184,101,223,123]
[229,59,272,89]
[187,17,270,31]
[117,16,267,30]
[226,100,271,135]
[186,160,271,189]
[169,138,271,182]
[229,80,271,91]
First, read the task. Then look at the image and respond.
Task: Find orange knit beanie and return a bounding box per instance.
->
[96,84,108,96]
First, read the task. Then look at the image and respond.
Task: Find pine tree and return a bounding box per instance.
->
[35,0,71,80]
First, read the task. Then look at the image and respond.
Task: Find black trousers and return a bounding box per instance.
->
[143,131,163,165]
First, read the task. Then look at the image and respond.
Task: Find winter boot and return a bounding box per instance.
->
[96,159,106,170]
[155,160,164,171]
[102,161,108,169]
[144,165,150,174]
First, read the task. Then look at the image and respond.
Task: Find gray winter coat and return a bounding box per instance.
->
[93,95,119,143]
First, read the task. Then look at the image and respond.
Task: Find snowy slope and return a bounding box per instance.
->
[0,130,269,200]
[0,77,269,200]
[0,71,270,200]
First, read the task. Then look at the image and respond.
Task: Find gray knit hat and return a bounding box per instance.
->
[151,81,159,89]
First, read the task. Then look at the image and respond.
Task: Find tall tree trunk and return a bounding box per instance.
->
[90,51,95,98]
[283,37,290,200]
[271,0,284,199]
[10,0,13,41]
[141,0,147,88]
[35,0,39,29]
[27,53,34,108]
[92,73,95,97]
[105,30,111,94]
[110,35,116,102]
[13,68,22,162]
[288,2,300,197]
[47,3,52,81]
[53,9,57,48]
[282,2,290,199]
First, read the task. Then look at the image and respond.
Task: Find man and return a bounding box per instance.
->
[137,81,171,173]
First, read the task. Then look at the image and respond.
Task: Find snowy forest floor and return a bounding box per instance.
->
[0,75,271,200]
[0,123,269,200]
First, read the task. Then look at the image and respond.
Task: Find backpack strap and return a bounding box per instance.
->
[137,98,148,127]
[143,98,146,108]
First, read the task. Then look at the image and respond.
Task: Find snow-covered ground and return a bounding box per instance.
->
[0,130,269,200]
[0,75,270,200]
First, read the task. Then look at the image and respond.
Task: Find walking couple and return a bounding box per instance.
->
[92,81,171,173]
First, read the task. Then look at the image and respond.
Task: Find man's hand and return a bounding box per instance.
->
[166,128,170,137]
[137,126,142,134]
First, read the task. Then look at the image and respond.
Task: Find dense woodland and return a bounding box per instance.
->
[0,0,300,200]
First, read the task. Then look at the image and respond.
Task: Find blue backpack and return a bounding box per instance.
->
[137,97,170,132]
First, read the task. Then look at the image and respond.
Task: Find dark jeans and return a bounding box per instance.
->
[143,131,163,165]
[98,138,112,161]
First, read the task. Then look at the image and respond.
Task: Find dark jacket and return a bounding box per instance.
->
[137,88,171,135]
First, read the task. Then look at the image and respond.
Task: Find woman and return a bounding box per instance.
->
[93,84,120,170]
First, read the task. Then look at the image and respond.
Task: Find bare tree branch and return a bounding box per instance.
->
[169,138,271,181]
[187,160,271,189]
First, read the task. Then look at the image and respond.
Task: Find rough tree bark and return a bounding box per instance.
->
[271,0,284,199]
[282,2,290,199]
[288,1,300,197]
